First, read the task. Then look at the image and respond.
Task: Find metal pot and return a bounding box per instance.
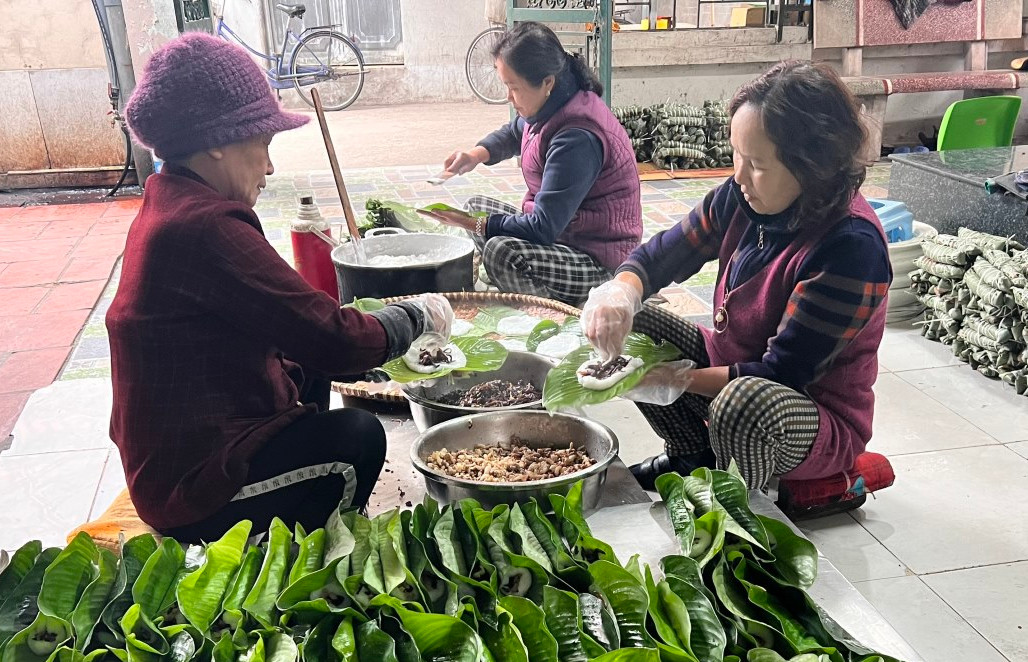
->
[331,229,475,301]
[402,351,556,433]
[410,411,619,511]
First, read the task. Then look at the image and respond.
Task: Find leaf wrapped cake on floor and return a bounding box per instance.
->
[0,470,902,662]
[0,469,902,662]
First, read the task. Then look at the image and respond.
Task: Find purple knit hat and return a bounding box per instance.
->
[125,32,308,161]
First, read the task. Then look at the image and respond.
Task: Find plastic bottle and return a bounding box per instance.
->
[290,195,340,301]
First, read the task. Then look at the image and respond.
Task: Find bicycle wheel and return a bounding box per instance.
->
[466,27,508,105]
[291,31,365,111]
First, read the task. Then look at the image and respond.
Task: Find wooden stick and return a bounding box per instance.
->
[310,88,362,244]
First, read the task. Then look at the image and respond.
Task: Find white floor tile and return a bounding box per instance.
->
[583,399,664,466]
[89,450,126,521]
[924,562,1028,662]
[853,445,1028,574]
[7,379,114,456]
[896,366,1028,443]
[871,373,1000,456]
[1007,441,1028,460]
[877,327,964,372]
[0,449,107,550]
[855,576,1008,662]
[797,513,910,583]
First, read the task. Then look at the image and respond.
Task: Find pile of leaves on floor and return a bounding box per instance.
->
[0,469,902,662]
[613,101,734,172]
[910,227,1028,396]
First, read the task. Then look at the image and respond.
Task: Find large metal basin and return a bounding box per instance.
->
[401,351,555,433]
[410,411,618,511]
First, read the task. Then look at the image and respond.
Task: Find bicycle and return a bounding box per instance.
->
[214,2,366,111]
[465,24,508,105]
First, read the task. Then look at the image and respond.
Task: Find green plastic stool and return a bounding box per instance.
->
[936,95,1022,151]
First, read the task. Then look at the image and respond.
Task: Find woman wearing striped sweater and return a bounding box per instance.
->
[582,61,892,491]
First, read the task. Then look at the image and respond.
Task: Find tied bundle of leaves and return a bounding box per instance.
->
[0,475,902,662]
[542,333,681,411]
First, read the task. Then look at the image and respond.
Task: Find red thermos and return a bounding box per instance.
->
[290,195,340,301]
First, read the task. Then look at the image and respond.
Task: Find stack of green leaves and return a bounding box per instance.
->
[0,472,901,662]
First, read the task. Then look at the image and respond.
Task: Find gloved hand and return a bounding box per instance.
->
[581,279,644,361]
[416,293,454,340]
[622,359,696,406]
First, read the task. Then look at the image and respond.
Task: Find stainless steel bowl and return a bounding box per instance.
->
[401,351,556,433]
[410,411,619,511]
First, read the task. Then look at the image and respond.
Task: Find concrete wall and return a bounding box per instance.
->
[0,0,125,172]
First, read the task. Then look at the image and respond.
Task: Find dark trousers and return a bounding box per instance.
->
[162,378,386,543]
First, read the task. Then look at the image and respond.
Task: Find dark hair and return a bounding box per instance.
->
[729,60,868,228]
[491,21,603,96]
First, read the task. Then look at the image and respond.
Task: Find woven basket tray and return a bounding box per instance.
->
[332,291,582,402]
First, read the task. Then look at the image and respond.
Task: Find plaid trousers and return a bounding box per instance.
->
[463,195,612,306]
[633,304,821,489]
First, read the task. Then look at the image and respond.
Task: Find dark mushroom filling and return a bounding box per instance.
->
[418,346,453,367]
[436,379,541,408]
[578,355,631,380]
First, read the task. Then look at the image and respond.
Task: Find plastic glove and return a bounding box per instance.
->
[581,279,644,361]
[622,359,696,406]
[416,293,454,340]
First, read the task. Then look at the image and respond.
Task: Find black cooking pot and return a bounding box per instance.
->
[331,229,476,301]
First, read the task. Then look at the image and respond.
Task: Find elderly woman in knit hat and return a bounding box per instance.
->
[107,32,453,542]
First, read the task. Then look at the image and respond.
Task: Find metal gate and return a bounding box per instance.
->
[262,0,403,64]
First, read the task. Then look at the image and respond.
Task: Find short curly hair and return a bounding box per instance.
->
[730,60,868,229]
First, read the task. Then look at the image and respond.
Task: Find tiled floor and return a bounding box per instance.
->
[0,199,139,444]
[2,160,1027,662]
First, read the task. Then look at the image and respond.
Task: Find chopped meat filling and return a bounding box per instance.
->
[427,438,594,482]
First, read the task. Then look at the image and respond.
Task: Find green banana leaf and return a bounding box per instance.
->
[542,333,682,410]
[297,615,334,662]
[755,517,817,591]
[499,596,559,662]
[379,335,508,383]
[657,581,697,656]
[37,533,99,621]
[276,560,347,616]
[705,466,771,553]
[739,579,822,654]
[541,586,589,662]
[660,556,717,609]
[378,596,483,662]
[431,508,469,579]
[578,593,619,651]
[220,546,264,630]
[354,620,399,662]
[362,511,406,597]
[429,506,498,630]
[549,485,618,565]
[0,542,41,603]
[526,320,561,350]
[242,518,293,629]
[262,632,299,662]
[654,474,697,557]
[43,647,109,662]
[663,576,726,662]
[482,511,547,602]
[587,561,652,649]
[374,200,481,237]
[520,503,590,589]
[680,475,717,516]
[342,298,387,313]
[341,512,373,581]
[288,529,325,587]
[690,511,727,569]
[406,508,460,616]
[120,604,169,660]
[69,548,118,650]
[479,608,530,662]
[1,612,72,662]
[100,535,158,641]
[131,539,186,620]
[323,504,357,567]
[710,556,779,651]
[210,632,235,662]
[379,614,421,662]
[506,505,555,574]
[590,649,662,662]
[0,548,61,650]
[641,567,684,652]
[176,521,251,633]
[330,616,359,662]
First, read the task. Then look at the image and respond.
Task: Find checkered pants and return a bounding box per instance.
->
[463,195,612,306]
[633,304,821,489]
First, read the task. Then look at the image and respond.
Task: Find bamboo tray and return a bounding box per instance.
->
[332,291,582,402]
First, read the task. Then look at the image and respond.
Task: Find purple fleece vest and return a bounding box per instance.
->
[520,91,642,272]
[701,194,888,480]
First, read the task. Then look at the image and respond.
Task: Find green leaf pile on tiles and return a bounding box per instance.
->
[0,473,900,662]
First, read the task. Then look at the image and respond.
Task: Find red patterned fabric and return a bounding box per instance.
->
[778,452,895,508]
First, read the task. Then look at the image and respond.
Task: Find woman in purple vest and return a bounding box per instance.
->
[423,22,642,306]
[582,61,892,491]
